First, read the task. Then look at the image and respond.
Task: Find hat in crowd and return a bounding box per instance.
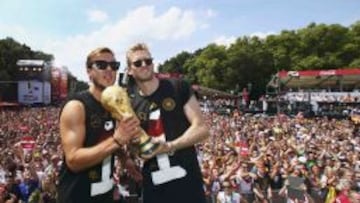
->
[33,152,41,158]
[273,127,283,134]
[222,181,231,188]
[51,155,60,161]
[298,156,307,163]
[307,161,315,169]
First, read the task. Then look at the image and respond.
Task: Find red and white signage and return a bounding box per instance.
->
[20,135,36,150]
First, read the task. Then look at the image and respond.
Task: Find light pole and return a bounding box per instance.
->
[276,72,281,114]
[273,56,281,115]
[247,82,252,94]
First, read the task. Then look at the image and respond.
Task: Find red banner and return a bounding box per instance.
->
[21,136,36,150]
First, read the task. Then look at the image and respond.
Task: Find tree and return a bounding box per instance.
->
[157,21,360,99]
[159,51,191,73]
[183,44,227,90]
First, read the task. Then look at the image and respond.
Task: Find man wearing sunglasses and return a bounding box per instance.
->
[57,47,141,203]
[125,43,210,203]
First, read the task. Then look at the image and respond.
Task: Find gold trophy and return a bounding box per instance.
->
[101,85,161,159]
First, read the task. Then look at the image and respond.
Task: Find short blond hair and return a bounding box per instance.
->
[126,43,151,67]
[86,47,115,69]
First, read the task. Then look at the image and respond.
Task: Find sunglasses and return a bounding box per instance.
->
[90,60,120,71]
[132,58,153,68]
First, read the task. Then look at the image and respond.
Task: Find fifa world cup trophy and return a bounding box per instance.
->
[101,85,160,159]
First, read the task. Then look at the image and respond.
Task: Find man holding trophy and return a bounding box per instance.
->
[123,43,210,203]
[57,47,141,203]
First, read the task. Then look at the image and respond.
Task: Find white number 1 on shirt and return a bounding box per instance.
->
[91,155,113,196]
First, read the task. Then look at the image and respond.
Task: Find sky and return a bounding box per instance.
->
[1,0,360,82]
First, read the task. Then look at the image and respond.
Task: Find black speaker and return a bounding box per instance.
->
[118,72,127,87]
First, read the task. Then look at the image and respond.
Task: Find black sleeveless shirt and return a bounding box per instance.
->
[57,91,116,203]
[129,79,206,203]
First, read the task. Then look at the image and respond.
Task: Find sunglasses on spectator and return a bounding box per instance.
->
[132,58,153,68]
[90,60,120,71]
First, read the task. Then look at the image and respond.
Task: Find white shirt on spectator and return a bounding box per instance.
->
[217,191,241,203]
[0,167,5,184]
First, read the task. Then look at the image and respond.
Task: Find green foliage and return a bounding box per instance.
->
[159,51,191,73]
[350,58,360,67]
[159,21,360,98]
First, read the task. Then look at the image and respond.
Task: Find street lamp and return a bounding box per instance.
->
[247,82,252,95]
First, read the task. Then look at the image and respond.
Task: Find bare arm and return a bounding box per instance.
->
[60,100,139,172]
[253,186,265,200]
[168,95,210,151]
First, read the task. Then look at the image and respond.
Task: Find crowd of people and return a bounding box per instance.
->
[200,109,360,203]
[0,107,61,203]
[1,104,360,202]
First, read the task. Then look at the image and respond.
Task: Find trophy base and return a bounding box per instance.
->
[139,137,162,159]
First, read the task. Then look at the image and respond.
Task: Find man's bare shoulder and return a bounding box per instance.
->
[61,100,85,119]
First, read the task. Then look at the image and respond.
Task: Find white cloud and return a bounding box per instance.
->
[213,35,236,47]
[87,9,109,23]
[42,6,207,81]
[0,6,211,82]
[117,6,198,40]
[0,23,29,43]
[205,9,217,18]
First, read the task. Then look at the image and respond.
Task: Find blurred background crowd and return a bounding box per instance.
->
[1,101,360,202]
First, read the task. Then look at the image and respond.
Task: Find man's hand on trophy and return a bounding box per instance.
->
[141,140,176,160]
[158,141,176,155]
[113,116,141,146]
